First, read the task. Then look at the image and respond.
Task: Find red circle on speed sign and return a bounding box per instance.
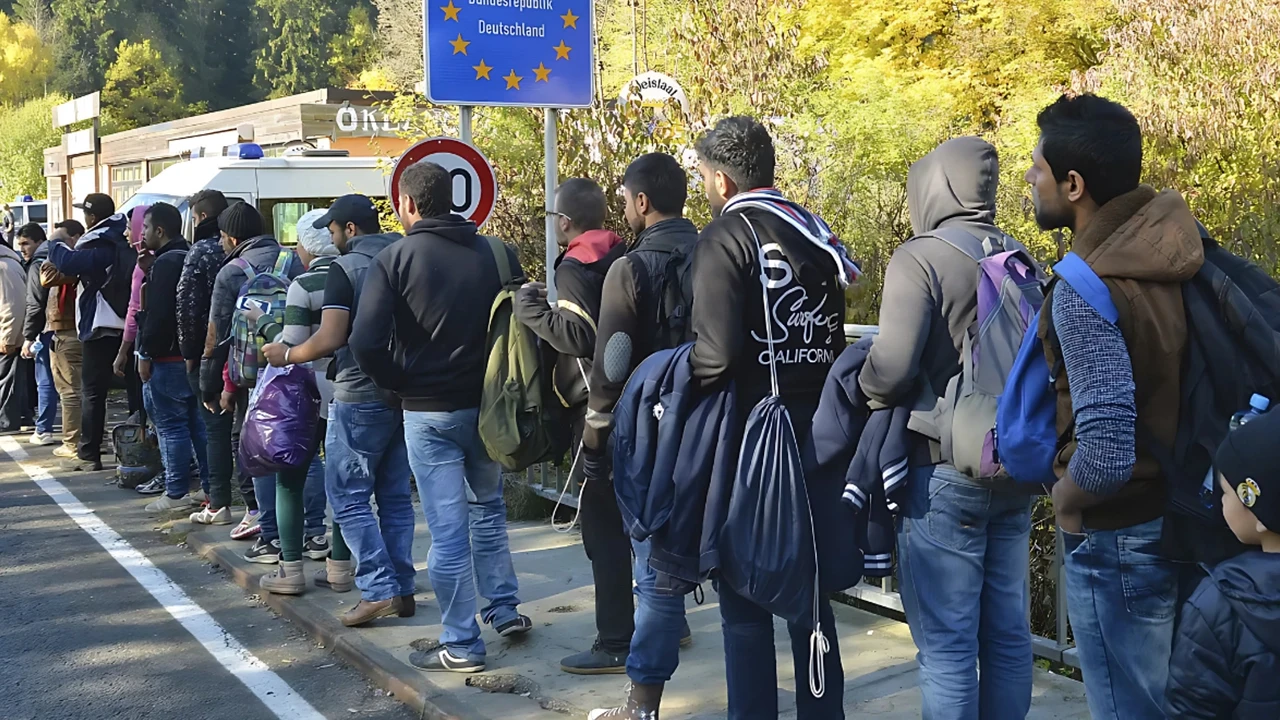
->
[388,137,498,227]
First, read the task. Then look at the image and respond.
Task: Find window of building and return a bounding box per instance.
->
[110,162,145,207]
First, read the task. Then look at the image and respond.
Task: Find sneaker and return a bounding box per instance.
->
[244,537,280,564]
[680,621,692,649]
[189,506,234,525]
[302,535,330,561]
[28,432,55,446]
[190,490,208,505]
[588,682,665,720]
[53,445,78,458]
[229,509,261,541]
[135,476,165,495]
[495,614,533,637]
[315,559,354,593]
[561,640,627,675]
[145,495,194,512]
[409,647,485,674]
[60,456,103,472]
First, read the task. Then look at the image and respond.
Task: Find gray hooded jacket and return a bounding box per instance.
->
[859,136,1030,408]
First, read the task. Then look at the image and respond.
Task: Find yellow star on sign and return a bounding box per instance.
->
[473,59,493,80]
[503,69,523,90]
[560,9,579,28]
[449,34,470,55]
[441,0,460,21]
[553,40,572,60]
[532,62,551,82]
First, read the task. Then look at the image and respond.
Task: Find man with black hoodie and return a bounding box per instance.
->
[135,203,207,513]
[200,202,302,563]
[682,115,853,720]
[585,152,700,716]
[860,137,1037,720]
[351,162,531,673]
[48,193,133,472]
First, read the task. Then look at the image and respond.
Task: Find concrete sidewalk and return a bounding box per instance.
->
[180,507,1089,719]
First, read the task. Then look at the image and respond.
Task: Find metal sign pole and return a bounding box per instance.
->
[459,106,473,144]
[544,108,559,301]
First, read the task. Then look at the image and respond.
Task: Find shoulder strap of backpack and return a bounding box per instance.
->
[1054,252,1119,324]
[925,227,1006,263]
[230,257,255,284]
[483,235,513,287]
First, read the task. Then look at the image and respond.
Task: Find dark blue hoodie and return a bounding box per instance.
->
[48,213,132,342]
[1166,552,1280,718]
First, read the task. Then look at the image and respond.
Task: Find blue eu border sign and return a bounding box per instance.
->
[424,0,594,108]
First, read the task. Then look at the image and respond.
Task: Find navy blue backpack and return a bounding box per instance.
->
[996,252,1118,485]
[718,215,830,699]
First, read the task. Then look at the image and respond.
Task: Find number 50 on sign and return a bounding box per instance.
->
[388,137,499,228]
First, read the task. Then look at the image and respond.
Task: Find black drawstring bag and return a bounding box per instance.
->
[717,215,830,699]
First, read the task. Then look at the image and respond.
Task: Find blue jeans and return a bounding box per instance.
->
[33,331,57,435]
[256,456,325,541]
[719,581,845,719]
[896,464,1033,720]
[326,400,415,602]
[141,360,209,499]
[627,537,686,685]
[404,408,521,661]
[1062,517,1176,720]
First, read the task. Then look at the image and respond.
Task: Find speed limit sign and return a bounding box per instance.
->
[389,137,498,227]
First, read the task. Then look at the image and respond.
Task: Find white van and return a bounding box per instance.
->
[8,196,49,234]
[118,145,390,245]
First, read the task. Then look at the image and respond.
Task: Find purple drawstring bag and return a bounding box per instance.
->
[238,364,321,477]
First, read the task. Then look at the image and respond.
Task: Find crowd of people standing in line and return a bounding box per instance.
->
[1,91,1277,720]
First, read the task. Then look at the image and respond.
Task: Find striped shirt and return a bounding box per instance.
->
[259,254,337,415]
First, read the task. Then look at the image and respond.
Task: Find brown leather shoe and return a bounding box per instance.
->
[394,594,416,618]
[340,599,397,627]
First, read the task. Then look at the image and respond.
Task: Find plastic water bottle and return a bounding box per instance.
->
[30,337,43,355]
[1201,394,1271,506]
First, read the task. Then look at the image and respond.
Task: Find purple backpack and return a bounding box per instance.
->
[910,228,1047,481]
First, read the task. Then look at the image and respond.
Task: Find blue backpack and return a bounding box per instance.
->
[996,252,1118,485]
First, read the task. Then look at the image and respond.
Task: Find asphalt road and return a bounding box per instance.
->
[0,431,418,720]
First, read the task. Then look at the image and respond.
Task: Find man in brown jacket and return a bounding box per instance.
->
[1026,93,1202,720]
[41,221,84,458]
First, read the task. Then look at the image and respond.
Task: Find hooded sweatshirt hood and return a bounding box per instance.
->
[907,136,1000,237]
[1209,552,1280,652]
[562,228,624,268]
[406,214,477,245]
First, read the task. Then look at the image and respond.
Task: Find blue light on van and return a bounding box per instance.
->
[226,143,265,160]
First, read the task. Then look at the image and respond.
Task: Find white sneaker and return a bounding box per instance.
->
[28,432,55,446]
[53,444,77,458]
[189,505,233,525]
[190,490,209,505]
[145,495,194,512]
[230,509,262,541]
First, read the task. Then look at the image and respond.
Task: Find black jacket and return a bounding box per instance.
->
[514,229,626,408]
[583,218,699,452]
[136,239,190,360]
[349,215,523,412]
[1166,552,1280,718]
[689,207,847,414]
[23,241,49,341]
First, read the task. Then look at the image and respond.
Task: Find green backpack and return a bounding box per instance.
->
[478,236,568,471]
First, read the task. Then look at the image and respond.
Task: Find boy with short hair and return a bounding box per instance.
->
[1165,408,1280,718]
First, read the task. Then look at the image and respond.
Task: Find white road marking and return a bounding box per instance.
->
[0,437,326,720]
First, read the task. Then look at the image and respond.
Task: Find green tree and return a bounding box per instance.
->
[254,0,342,98]
[329,5,379,87]
[102,39,200,132]
[0,93,69,197]
[50,0,116,95]
[13,0,53,45]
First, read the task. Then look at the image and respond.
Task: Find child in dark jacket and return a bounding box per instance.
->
[1165,407,1280,719]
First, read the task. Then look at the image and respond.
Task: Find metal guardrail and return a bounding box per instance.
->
[520,323,1077,669]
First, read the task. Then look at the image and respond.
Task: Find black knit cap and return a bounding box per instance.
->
[1216,405,1280,531]
[218,201,263,241]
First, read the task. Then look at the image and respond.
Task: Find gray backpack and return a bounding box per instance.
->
[909,228,1048,481]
